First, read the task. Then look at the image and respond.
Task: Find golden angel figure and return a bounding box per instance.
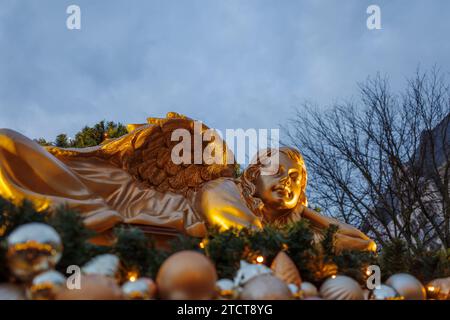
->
[0,113,375,251]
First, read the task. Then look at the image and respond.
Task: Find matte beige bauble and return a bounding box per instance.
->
[385,273,426,300]
[156,250,217,300]
[240,274,292,300]
[320,275,364,300]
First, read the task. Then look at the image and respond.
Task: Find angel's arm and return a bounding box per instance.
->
[301,206,376,251]
[195,178,263,231]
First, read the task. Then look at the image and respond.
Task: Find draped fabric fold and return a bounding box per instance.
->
[0,129,206,236]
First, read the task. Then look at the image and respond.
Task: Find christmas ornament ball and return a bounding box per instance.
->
[320,275,364,300]
[270,251,302,288]
[239,274,292,300]
[216,279,236,299]
[7,223,62,281]
[426,277,450,300]
[156,250,217,300]
[385,273,426,300]
[82,254,121,279]
[27,270,66,300]
[300,282,319,298]
[0,283,26,300]
[56,274,123,300]
[303,296,323,300]
[368,284,400,300]
[122,278,157,300]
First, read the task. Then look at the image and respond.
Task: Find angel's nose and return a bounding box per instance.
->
[280,175,291,186]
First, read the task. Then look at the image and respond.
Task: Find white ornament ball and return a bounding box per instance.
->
[233,260,272,287]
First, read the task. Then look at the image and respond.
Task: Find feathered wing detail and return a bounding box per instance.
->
[47,112,235,196]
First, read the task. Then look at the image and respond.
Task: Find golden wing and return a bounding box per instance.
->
[48,112,235,196]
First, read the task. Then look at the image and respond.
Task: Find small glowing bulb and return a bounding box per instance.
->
[127,271,139,282]
[199,239,207,249]
[256,255,264,264]
[366,269,372,276]
[331,275,337,279]
[427,286,435,292]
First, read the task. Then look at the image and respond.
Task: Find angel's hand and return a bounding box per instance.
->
[335,233,377,252]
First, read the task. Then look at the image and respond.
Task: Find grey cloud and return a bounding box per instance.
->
[0,0,449,142]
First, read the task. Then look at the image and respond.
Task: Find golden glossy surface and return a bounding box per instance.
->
[0,113,375,251]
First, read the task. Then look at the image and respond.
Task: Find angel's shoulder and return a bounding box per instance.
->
[196,177,246,207]
[200,177,240,195]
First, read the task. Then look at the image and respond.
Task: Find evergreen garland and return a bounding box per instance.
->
[0,197,448,286]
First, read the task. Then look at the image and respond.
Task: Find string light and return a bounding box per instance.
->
[427,286,435,292]
[127,270,139,282]
[199,239,207,249]
[331,275,337,279]
[256,255,265,264]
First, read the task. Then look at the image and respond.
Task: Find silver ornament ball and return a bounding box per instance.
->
[7,223,62,281]
[368,284,400,300]
[122,278,157,300]
[27,270,66,300]
[82,254,121,279]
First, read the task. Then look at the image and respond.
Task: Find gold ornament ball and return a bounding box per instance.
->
[426,277,450,300]
[300,281,319,298]
[56,274,123,300]
[385,273,426,300]
[122,278,157,300]
[7,222,63,281]
[320,275,364,300]
[156,250,217,300]
[0,283,26,300]
[27,270,66,300]
[240,274,292,300]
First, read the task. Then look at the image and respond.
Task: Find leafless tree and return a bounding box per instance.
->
[287,68,450,252]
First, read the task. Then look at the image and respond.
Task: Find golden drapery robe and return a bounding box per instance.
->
[0,128,208,236]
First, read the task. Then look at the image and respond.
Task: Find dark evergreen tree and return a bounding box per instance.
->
[55,134,70,148]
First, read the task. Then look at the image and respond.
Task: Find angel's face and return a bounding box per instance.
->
[254,152,302,212]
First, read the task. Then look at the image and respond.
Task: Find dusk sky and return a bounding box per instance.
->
[1,0,449,143]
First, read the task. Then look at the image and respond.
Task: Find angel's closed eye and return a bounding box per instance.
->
[289,171,300,181]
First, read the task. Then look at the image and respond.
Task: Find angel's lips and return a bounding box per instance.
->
[273,185,293,198]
